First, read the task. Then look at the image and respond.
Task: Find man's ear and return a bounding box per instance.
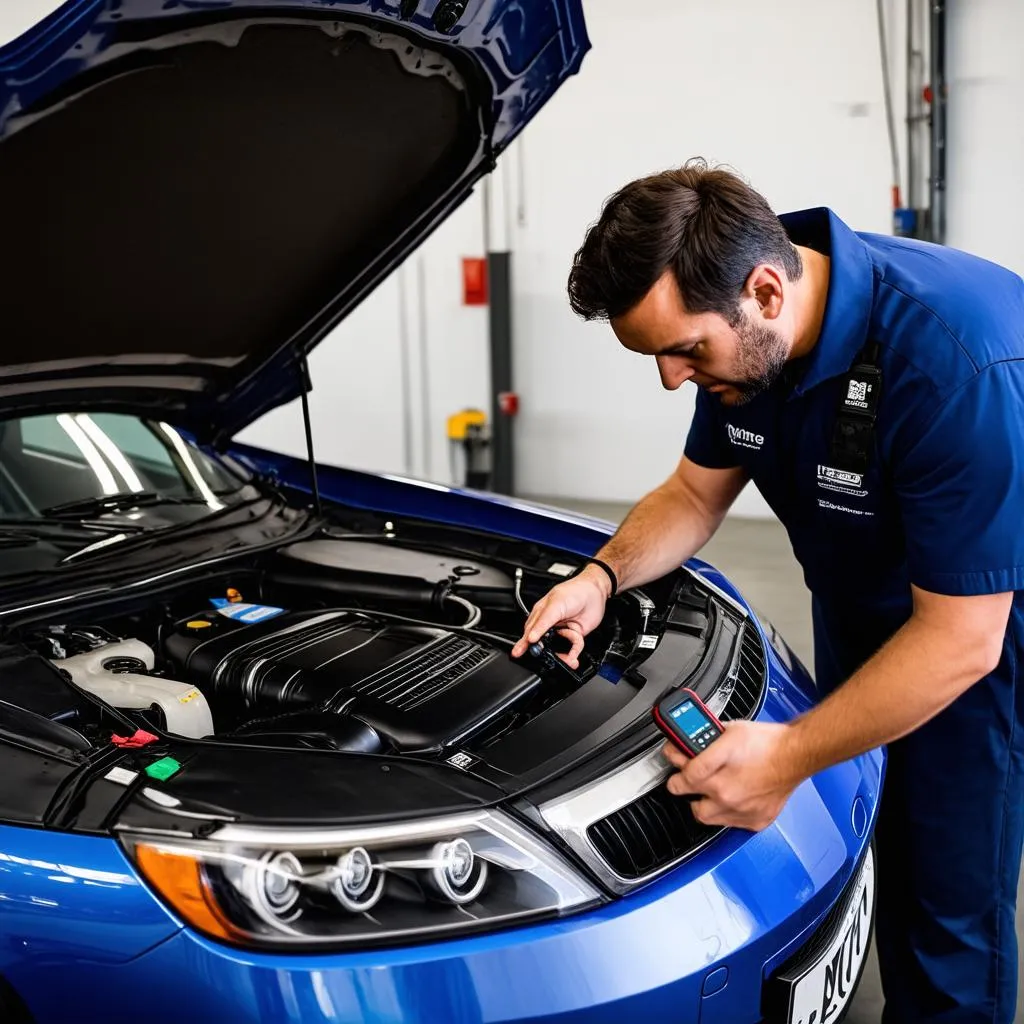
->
[742,264,784,321]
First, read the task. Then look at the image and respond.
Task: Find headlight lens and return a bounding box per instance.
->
[123,810,600,948]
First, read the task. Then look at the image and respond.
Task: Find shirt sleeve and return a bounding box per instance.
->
[896,360,1024,596]
[683,390,741,469]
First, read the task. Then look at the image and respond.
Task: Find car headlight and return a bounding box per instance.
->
[121,810,600,948]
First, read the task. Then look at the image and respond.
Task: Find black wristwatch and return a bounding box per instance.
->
[580,557,618,597]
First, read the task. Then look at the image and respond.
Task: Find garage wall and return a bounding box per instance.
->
[945,0,1024,276]
[0,1,62,46]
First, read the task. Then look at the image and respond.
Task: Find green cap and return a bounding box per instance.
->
[145,757,182,781]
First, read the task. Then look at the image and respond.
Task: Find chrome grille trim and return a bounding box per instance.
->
[537,742,720,894]
[539,617,768,893]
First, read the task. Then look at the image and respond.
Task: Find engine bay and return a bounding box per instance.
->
[5,524,722,765]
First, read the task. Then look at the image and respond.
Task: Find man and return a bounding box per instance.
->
[511,159,1024,1023]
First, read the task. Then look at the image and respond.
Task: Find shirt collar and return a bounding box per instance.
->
[778,208,876,396]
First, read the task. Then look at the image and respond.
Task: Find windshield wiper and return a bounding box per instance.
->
[40,492,212,519]
[0,521,132,547]
[58,495,277,565]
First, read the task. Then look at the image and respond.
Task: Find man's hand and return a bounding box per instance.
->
[510,565,612,669]
[662,721,801,832]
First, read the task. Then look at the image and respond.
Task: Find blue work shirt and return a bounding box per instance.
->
[684,208,1024,691]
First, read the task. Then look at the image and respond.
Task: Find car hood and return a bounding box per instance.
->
[0,0,588,443]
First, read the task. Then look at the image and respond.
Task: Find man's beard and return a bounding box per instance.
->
[715,315,789,406]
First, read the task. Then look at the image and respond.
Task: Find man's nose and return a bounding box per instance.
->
[656,356,694,391]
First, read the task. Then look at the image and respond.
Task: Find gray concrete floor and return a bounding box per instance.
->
[532,497,1024,1024]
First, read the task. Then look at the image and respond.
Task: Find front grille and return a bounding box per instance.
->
[720,621,768,721]
[588,785,718,880]
[587,621,768,881]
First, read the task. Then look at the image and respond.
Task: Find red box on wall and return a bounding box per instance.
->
[462,257,488,305]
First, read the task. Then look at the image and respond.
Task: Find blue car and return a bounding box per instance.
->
[0,2,882,1022]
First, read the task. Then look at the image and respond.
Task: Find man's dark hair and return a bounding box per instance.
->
[568,159,802,325]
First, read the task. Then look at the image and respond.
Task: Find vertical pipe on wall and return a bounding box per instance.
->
[877,0,902,211]
[488,250,514,495]
[905,0,915,210]
[516,138,528,228]
[484,169,515,496]
[929,0,947,244]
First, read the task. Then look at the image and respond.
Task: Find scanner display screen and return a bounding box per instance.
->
[669,699,715,743]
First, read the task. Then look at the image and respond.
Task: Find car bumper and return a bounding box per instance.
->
[16,746,882,1024]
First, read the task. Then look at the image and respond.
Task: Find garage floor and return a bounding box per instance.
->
[545,498,1024,1023]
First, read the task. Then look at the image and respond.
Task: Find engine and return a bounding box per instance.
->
[162,609,541,754]
[16,531,682,758]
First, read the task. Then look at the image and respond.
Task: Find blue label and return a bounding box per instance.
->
[210,599,286,624]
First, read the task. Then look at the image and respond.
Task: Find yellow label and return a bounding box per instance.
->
[178,689,202,704]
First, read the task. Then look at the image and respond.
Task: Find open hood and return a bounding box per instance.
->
[0,0,588,443]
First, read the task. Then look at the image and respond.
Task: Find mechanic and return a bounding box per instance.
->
[511,159,1024,1024]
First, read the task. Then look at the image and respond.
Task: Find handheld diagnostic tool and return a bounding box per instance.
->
[653,688,723,757]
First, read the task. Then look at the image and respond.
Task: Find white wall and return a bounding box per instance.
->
[0,1,63,48]
[946,0,1024,276]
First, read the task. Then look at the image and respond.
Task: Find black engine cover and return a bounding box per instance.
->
[164,610,540,753]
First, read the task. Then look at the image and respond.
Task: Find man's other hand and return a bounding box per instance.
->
[662,721,801,832]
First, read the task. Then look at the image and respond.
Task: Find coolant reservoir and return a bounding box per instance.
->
[55,638,214,739]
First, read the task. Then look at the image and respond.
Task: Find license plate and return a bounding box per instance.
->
[784,847,875,1024]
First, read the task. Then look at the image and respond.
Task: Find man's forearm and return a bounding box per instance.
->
[593,478,723,592]
[781,613,1000,783]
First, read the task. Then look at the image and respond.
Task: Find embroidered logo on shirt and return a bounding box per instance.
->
[817,464,867,497]
[727,424,764,450]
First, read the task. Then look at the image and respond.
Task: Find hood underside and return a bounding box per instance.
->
[0,1,589,441]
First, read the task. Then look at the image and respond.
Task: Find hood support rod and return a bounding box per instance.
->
[300,357,322,516]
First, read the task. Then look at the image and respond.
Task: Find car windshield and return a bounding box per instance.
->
[0,413,254,526]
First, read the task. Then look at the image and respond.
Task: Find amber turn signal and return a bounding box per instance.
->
[134,843,241,942]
